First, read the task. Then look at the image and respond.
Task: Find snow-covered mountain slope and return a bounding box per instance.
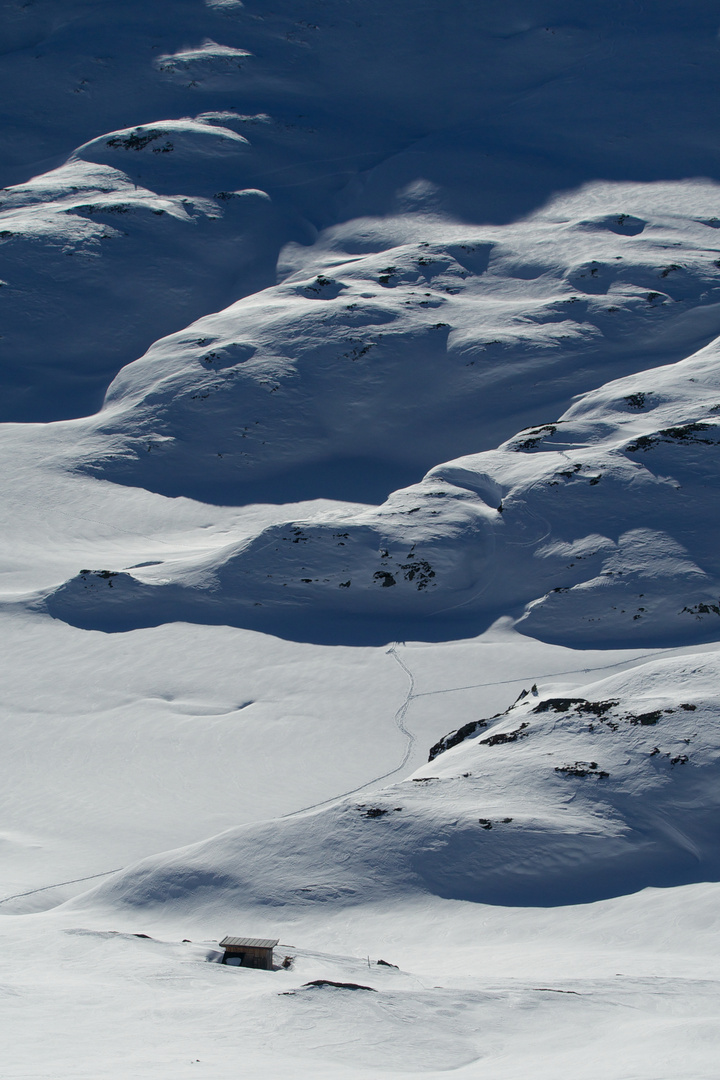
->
[5,4,720,1077]
[2,609,667,911]
[5,0,720,425]
[72,649,720,913]
[69,180,720,503]
[43,331,720,647]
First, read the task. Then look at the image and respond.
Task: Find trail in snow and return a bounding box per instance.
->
[0,867,123,908]
[410,641,720,700]
[386,642,417,773]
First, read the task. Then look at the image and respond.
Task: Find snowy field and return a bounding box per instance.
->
[2,1,720,1076]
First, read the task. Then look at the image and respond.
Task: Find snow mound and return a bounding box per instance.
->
[155,40,253,87]
[73,118,250,194]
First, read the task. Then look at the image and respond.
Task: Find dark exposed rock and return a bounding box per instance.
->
[681,601,720,618]
[428,718,489,761]
[512,423,558,450]
[628,710,662,726]
[624,392,649,409]
[480,722,530,746]
[555,761,609,778]
[533,698,618,716]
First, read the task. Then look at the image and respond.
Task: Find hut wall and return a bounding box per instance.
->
[222,945,273,969]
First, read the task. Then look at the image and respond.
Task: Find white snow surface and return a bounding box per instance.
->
[3,1,720,1076]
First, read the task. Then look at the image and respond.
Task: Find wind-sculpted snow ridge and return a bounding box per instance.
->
[46,333,720,646]
[79,180,720,504]
[69,651,720,912]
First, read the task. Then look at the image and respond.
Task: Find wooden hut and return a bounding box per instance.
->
[219,935,278,970]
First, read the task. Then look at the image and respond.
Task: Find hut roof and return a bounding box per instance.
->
[219,936,279,949]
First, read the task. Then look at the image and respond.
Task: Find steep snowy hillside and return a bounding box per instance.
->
[4,3,720,1078]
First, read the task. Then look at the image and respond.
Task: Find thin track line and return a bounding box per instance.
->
[280,641,416,819]
[0,867,122,907]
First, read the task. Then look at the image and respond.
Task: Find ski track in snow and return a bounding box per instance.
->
[387,642,416,772]
[280,641,416,818]
[409,644,703,699]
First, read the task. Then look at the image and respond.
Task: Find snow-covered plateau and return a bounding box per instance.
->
[2,2,720,1077]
